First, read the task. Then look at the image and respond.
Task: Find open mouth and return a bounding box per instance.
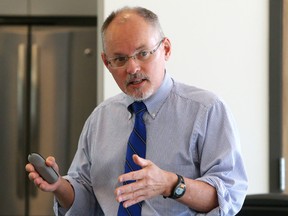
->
[128,78,147,87]
[126,73,149,88]
[130,79,145,85]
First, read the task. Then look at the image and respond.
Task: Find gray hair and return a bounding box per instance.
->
[101,6,165,50]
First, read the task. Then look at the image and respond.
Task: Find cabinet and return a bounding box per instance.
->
[0,0,96,16]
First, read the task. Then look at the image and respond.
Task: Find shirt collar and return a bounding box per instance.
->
[125,71,173,119]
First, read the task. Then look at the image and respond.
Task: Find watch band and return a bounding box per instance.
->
[163,174,186,199]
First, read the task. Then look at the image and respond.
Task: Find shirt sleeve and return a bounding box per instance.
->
[53,117,99,216]
[53,176,98,215]
[195,99,248,215]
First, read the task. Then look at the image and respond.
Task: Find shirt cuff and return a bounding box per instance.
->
[53,176,96,215]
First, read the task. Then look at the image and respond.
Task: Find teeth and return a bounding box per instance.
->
[132,80,142,84]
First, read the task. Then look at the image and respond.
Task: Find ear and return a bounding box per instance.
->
[162,37,171,61]
[101,52,110,68]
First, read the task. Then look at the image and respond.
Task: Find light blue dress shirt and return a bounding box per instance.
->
[54,72,248,216]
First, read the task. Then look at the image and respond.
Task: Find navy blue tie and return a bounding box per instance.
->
[117,101,147,216]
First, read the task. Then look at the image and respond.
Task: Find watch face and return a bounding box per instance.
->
[175,184,185,195]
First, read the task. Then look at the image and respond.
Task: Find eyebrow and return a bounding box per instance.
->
[110,44,148,57]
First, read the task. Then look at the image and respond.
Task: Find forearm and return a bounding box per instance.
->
[163,172,218,213]
[116,156,219,213]
[53,177,75,209]
[180,178,218,212]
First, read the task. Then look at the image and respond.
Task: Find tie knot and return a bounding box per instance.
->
[131,101,147,115]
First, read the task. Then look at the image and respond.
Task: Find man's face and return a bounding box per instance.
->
[101,13,171,100]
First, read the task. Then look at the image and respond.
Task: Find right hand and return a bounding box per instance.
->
[25,156,61,192]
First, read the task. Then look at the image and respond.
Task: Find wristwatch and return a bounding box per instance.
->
[164,174,186,199]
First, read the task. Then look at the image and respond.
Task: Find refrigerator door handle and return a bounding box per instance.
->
[30,44,40,197]
[16,44,27,199]
[30,43,40,152]
[30,44,40,155]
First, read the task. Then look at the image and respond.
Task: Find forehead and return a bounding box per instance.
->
[103,13,159,54]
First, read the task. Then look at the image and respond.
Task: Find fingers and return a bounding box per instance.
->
[115,180,147,208]
[25,155,60,191]
[45,156,59,172]
[116,178,146,196]
[26,167,61,192]
[118,155,152,183]
[25,162,43,184]
[25,163,35,172]
[119,192,146,208]
[27,168,45,189]
[115,156,166,208]
[46,156,55,165]
[132,154,150,168]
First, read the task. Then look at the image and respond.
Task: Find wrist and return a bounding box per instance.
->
[54,178,75,209]
[163,173,178,197]
[163,174,186,199]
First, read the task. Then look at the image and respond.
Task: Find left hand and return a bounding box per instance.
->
[114,154,177,208]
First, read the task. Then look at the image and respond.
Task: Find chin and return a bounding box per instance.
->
[127,87,154,101]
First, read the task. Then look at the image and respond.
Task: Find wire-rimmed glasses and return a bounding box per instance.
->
[106,38,164,68]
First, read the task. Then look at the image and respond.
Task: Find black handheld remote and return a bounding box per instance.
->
[28,153,59,184]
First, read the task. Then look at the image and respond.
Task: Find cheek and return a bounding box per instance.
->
[145,63,165,85]
[111,72,127,90]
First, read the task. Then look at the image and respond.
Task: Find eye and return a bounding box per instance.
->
[137,51,149,59]
[113,56,127,63]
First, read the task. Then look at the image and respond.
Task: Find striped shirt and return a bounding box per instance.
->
[54,72,248,216]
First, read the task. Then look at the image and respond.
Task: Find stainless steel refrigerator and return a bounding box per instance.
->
[0,17,97,216]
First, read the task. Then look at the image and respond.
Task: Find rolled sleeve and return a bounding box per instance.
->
[196,100,248,215]
[53,176,97,215]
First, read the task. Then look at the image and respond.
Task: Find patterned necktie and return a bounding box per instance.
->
[117,101,147,216]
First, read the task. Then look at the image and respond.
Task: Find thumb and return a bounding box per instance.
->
[132,154,150,168]
[46,156,59,173]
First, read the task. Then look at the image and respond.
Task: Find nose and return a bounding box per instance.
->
[125,56,140,74]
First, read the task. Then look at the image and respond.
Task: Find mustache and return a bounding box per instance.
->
[125,73,149,85]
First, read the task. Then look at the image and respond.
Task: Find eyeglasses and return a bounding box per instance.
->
[106,38,164,68]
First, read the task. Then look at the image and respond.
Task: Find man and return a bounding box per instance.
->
[26,6,248,215]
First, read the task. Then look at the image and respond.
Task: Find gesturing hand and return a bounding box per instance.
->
[114,154,177,208]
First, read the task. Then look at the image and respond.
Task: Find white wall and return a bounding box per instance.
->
[97,0,269,194]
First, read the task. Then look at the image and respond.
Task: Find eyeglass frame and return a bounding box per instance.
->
[105,38,165,68]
